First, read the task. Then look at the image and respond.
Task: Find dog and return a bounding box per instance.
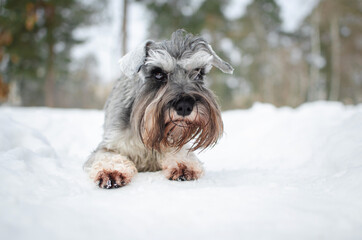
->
[83,29,233,189]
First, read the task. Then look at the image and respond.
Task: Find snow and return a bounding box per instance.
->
[1,102,362,239]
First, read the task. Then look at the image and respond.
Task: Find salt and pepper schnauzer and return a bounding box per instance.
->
[83,29,233,189]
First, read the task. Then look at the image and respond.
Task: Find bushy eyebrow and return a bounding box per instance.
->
[145,49,176,72]
[178,50,213,71]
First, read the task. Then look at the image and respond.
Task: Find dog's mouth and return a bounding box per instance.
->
[165,118,191,137]
[164,120,198,146]
[163,106,207,147]
[164,106,197,134]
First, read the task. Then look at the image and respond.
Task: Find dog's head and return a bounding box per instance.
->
[120,29,233,152]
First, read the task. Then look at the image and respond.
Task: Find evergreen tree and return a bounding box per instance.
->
[232,0,282,104]
[300,0,362,104]
[0,0,105,106]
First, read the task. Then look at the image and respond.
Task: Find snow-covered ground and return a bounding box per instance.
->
[0,102,361,240]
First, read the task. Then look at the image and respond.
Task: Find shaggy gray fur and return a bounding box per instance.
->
[84,29,233,177]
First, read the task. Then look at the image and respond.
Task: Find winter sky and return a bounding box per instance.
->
[72,0,319,83]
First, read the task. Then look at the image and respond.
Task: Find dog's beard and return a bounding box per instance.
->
[131,85,223,152]
[163,104,208,150]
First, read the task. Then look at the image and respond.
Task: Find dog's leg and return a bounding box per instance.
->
[84,148,137,189]
[159,148,204,181]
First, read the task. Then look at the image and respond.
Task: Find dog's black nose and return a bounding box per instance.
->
[174,97,195,117]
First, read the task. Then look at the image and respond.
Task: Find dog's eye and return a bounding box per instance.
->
[195,73,203,81]
[151,68,167,81]
[193,68,205,81]
[154,72,165,80]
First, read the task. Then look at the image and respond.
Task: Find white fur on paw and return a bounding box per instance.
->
[96,169,132,189]
[86,151,137,188]
[163,160,204,181]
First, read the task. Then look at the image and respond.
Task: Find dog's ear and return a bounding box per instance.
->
[119,40,154,78]
[206,44,234,74]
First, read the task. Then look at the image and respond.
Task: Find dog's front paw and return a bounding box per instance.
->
[95,170,131,189]
[163,162,204,181]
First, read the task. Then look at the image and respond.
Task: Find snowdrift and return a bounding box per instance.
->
[0,102,361,239]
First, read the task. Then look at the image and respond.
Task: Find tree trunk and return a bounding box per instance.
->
[250,5,270,103]
[45,41,55,107]
[44,4,55,107]
[0,76,10,102]
[121,0,128,56]
[308,10,322,101]
[329,14,341,101]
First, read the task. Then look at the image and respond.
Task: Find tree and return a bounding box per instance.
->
[0,0,105,106]
[301,0,362,103]
[231,0,283,104]
[134,0,362,108]
[121,0,128,56]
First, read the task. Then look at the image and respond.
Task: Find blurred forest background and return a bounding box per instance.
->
[0,0,361,109]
